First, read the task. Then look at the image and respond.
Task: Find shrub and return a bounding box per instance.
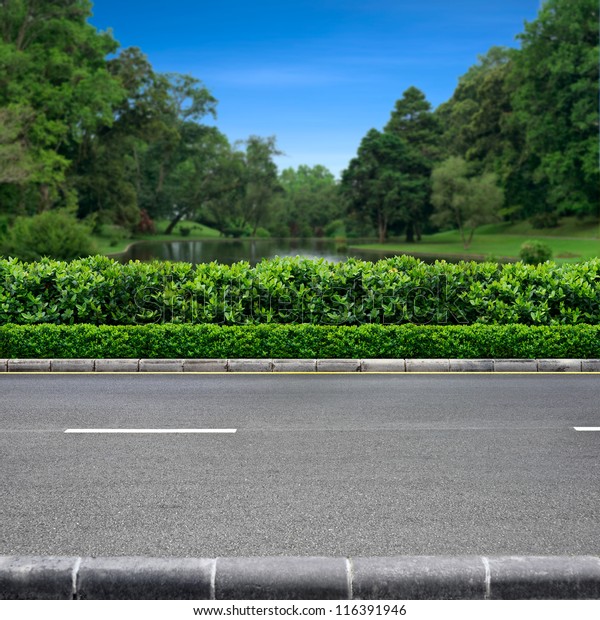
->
[0,210,96,261]
[0,324,598,359]
[519,240,553,264]
[530,212,559,229]
[137,209,156,234]
[0,255,598,326]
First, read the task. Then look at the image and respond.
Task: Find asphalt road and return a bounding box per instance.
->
[0,374,598,557]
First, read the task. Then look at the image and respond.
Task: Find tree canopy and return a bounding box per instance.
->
[0,0,597,259]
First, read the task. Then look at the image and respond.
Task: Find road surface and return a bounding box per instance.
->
[0,373,598,556]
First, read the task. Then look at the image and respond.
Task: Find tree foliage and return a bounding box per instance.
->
[509,0,599,217]
[342,129,414,243]
[0,0,124,213]
[0,1,282,245]
[436,0,599,222]
[383,87,442,241]
[0,0,597,254]
[431,157,503,249]
[342,88,441,243]
[274,165,342,237]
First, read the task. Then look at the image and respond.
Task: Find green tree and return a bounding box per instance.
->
[73,46,157,227]
[190,135,282,238]
[273,165,342,237]
[0,105,36,186]
[0,0,125,213]
[73,44,219,231]
[239,136,282,236]
[141,72,217,219]
[508,0,599,217]
[383,86,442,241]
[342,129,419,243]
[163,125,233,233]
[436,47,514,164]
[431,156,503,249]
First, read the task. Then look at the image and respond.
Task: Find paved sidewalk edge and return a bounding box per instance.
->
[2,358,600,373]
[0,556,599,600]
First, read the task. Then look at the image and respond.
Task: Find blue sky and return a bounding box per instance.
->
[89,0,542,177]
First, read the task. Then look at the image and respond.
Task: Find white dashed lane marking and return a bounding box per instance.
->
[64,428,237,434]
[573,427,600,431]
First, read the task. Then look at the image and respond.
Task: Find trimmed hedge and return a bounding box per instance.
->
[1,324,599,359]
[1,255,599,326]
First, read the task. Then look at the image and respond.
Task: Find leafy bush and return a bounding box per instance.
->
[530,212,559,229]
[1,255,599,326]
[0,210,96,261]
[519,240,553,264]
[1,324,598,359]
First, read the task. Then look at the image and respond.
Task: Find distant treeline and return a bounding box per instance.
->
[0,0,598,260]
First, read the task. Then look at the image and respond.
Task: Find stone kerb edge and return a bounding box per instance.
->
[582,359,600,372]
[1,358,600,372]
[1,556,599,600]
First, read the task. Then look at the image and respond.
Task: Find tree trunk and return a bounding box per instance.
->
[378,213,387,243]
[465,228,475,250]
[455,211,468,249]
[133,146,142,196]
[156,163,165,194]
[165,212,184,235]
[38,184,50,212]
[405,221,415,243]
[15,6,33,51]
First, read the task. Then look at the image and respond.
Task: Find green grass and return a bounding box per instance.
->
[352,216,600,263]
[479,216,600,238]
[91,220,222,255]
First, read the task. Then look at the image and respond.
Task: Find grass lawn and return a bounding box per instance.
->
[351,217,600,263]
[91,220,222,255]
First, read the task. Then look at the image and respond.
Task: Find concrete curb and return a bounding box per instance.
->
[0,556,599,600]
[2,358,600,372]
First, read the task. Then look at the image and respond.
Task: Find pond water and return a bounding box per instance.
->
[117,237,482,266]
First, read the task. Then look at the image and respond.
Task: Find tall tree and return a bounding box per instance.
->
[0,0,125,213]
[431,156,503,249]
[163,124,233,234]
[234,136,281,236]
[434,47,533,220]
[384,87,442,241]
[274,165,342,237]
[342,129,419,243]
[436,47,514,164]
[135,71,217,222]
[508,0,599,217]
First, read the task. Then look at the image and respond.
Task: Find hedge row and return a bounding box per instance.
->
[1,324,599,359]
[1,255,599,326]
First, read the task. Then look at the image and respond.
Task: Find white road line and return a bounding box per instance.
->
[573,427,600,431]
[64,428,237,434]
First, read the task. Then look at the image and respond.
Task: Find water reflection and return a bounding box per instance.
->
[120,238,366,265]
[117,237,488,265]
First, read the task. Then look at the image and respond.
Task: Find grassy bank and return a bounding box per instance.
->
[351,217,600,263]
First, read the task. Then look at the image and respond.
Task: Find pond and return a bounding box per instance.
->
[116,237,487,266]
